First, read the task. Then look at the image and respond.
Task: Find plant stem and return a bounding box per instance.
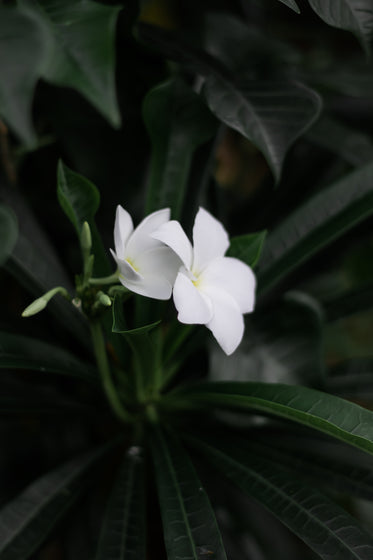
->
[89,271,120,286]
[90,320,132,423]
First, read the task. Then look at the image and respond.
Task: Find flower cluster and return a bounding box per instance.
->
[112,206,256,355]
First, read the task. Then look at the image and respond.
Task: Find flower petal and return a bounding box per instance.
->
[114,205,133,259]
[126,208,170,257]
[151,220,193,270]
[192,208,229,273]
[124,274,173,300]
[134,246,181,286]
[173,271,213,324]
[200,256,256,313]
[116,254,143,283]
[204,286,244,355]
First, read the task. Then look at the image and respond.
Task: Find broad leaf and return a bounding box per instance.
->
[0,205,18,266]
[0,6,48,145]
[257,161,373,294]
[276,0,300,12]
[95,446,146,560]
[57,160,110,275]
[150,428,227,560]
[57,160,99,234]
[203,77,321,184]
[170,381,373,456]
[308,0,373,55]
[143,77,216,219]
[137,23,321,183]
[0,440,119,560]
[227,231,267,268]
[191,436,373,560]
[19,0,121,127]
[0,331,98,383]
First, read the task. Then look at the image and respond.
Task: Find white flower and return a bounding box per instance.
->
[152,207,256,355]
[111,205,180,300]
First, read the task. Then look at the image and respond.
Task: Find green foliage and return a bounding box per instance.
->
[95,447,146,560]
[143,77,217,219]
[0,0,120,145]
[2,1,373,559]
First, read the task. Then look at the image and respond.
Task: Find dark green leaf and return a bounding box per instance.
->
[191,436,373,560]
[239,437,373,502]
[0,331,98,383]
[20,0,121,127]
[112,294,160,335]
[203,77,321,183]
[0,205,18,267]
[257,161,373,294]
[57,160,100,234]
[137,23,321,183]
[276,0,300,12]
[57,160,110,275]
[95,446,146,560]
[150,428,227,560]
[0,440,119,560]
[170,381,373,456]
[0,6,48,145]
[308,0,373,55]
[143,77,217,219]
[227,231,267,268]
[307,116,373,167]
[0,181,90,348]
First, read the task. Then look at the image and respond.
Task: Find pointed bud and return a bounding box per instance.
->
[81,221,92,253]
[22,297,47,317]
[21,286,70,318]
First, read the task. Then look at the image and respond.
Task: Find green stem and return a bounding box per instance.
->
[89,271,120,286]
[90,320,132,423]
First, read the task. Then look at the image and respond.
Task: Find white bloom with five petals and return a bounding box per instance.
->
[111,205,180,300]
[152,207,256,355]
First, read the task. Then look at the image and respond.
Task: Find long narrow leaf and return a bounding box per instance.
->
[150,427,227,560]
[169,381,373,456]
[0,331,98,383]
[143,77,216,219]
[95,446,146,560]
[191,436,373,560]
[257,161,373,294]
[0,440,119,560]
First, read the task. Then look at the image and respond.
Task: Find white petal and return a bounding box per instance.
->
[192,208,229,273]
[134,246,181,286]
[200,256,256,313]
[116,256,143,283]
[126,208,171,257]
[173,271,213,324]
[114,205,133,259]
[123,274,173,300]
[204,286,244,355]
[151,220,193,270]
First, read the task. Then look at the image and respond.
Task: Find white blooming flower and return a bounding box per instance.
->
[152,207,256,355]
[111,205,180,300]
